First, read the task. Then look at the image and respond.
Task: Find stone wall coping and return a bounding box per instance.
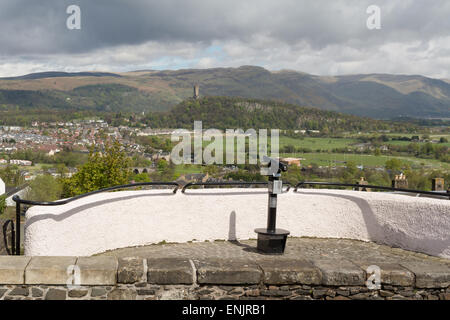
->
[0,256,448,289]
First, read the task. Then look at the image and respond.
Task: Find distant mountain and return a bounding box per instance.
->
[0,66,449,119]
[0,71,122,80]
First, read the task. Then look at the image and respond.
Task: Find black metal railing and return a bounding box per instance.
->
[181,181,291,193]
[294,181,450,199]
[9,179,448,255]
[2,219,15,255]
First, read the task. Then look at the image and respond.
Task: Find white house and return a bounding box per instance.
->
[0,177,5,196]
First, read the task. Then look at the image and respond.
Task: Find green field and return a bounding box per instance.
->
[174,165,203,176]
[281,152,450,170]
[279,137,358,151]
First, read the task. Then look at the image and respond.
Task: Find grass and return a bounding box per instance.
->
[174,164,203,176]
[279,136,358,151]
[281,152,450,170]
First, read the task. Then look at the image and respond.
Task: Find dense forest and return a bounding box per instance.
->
[143,96,419,133]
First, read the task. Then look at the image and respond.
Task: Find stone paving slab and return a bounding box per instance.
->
[76,256,117,285]
[147,258,194,285]
[100,237,450,288]
[312,258,365,286]
[25,257,77,285]
[0,256,31,284]
[352,262,415,287]
[400,261,450,288]
[194,259,261,285]
[257,259,322,285]
[117,257,144,284]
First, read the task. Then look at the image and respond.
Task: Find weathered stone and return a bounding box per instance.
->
[350,293,370,300]
[379,290,394,297]
[0,289,7,298]
[261,289,291,297]
[246,289,260,297]
[137,289,156,296]
[327,295,351,300]
[0,256,31,284]
[258,259,322,285]
[401,262,450,288]
[312,288,327,299]
[135,282,147,287]
[389,294,407,300]
[398,290,416,297]
[76,256,117,285]
[354,262,415,287]
[117,257,144,284]
[290,295,313,300]
[91,288,107,297]
[426,294,439,300]
[229,288,244,295]
[312,259,365,286]
[326,289,336,297]
[336,289,350,296]
[295,288,312,295]
[45,289,66,300]
[107,288,136,300]
[349,287,361,295]
[25,257,76,285]
[9,286,29,297]
[439,293,450,300]
[68,289,88,298]
[197,288,213,295]
[195,259,261,285]
[31,287,44,297]
[147,258,193,285]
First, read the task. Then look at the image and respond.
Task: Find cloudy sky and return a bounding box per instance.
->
[1,0,449,78]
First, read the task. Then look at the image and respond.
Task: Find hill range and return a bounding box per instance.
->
[0,66,449,119]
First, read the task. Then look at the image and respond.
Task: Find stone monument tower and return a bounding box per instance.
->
[193,85,200,99]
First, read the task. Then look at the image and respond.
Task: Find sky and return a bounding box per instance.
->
[0,0,450,78]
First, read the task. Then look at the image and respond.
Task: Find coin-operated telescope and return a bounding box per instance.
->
[255,156,290,254]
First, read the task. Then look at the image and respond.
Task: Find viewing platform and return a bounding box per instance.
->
[0,238,449,300]
[1,183,448,300]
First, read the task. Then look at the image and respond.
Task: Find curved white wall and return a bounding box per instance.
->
[24,188,450,258]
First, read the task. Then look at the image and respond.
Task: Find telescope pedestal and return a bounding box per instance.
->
[255,228,290,254]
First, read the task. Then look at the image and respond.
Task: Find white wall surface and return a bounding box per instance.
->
[0,178,5,196]
[24,188,450,258]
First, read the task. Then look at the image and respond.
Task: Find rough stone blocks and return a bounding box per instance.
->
[117,257,144,284]
[257,259,322,285]
[76,256,117,285]
[195,259,261,285]
[147,258,194,285]
[313,259,365,286]
[25,257,77,285]
[0,256,31,284]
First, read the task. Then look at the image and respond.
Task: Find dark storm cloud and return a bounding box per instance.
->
[1,0,449,55]
[0,1,449,77]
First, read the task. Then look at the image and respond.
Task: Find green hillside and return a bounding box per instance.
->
[143,96,417,133]
[0,66,449,119]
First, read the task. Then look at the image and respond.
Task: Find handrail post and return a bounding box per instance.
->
[14,196,21,255]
